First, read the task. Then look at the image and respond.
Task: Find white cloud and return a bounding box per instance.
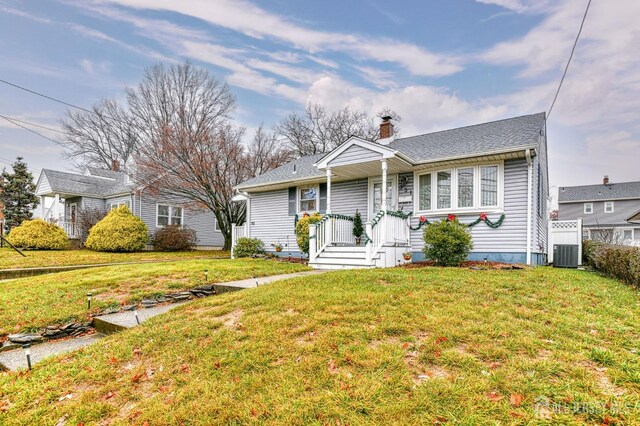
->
[93,0,461,77]
[79,59,112,75]
[475,0,552,13]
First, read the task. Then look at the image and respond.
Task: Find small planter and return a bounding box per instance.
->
[402,252,412,261]
[354,237,361,247]
[275,246,283,253]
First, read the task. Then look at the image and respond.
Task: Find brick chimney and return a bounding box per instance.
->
[111,159,120,172]
[379,116,394,139]
[603,175,609,185]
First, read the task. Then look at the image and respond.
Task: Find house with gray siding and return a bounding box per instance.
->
[558,177,640,245]
[35,166,223,248]
[233,113,549,269]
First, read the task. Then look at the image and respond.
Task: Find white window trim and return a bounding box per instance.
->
[110,201,130,210]
[604,201,614,213]
[584,202,593,214]
[297,185,320,214]
[412,161,504,216]
[214,218,221,232]
[367,174,399,220]
[155,203,185,228]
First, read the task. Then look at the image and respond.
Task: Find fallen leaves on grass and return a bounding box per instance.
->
[104,391,116,400]
[509,393,524,407]
[179,363,191,374]
[487,391,503,402]
[0,399,13,412]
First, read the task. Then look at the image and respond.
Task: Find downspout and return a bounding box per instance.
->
[525,149,533,266]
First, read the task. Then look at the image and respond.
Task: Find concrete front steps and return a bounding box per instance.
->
[310,246,378,270]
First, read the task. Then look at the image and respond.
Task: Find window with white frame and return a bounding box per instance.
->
[416,164,501,213]
[156,204,183,227]
[110,201,130,210]
[584,203,593,214]
[604,201,614,213]
[623,229,632,240]
[298,186,318,213]
[635,229,640,240]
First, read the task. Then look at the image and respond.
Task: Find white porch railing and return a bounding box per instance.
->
[231,223,247,259]
[365,211,411,265]
[309,215,355,263]
[60,221,81,239]
[330,216,355,245]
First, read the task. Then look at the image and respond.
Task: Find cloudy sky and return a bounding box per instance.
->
[0,0,638,202]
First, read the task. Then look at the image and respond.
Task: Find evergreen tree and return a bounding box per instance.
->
[352,210,364,244]
[0,157,39,231]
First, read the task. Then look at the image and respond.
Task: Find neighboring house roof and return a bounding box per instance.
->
[627,209,640,224]
[36,168,133,198]
[558,181,640,203]
[237,112,545,190]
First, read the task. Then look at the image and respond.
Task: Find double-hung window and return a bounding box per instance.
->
[584,203,593,214]
[416,163,501,213]
[298,186,318,213]
[604,202,614,213]
[156,204,183,227]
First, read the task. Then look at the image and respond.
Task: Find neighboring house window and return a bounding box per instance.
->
[480,165,498,207]
[437,171,452,209]
[156,204,183,227]
[416,163,502,213]
[110,201,130,210]
[582,229,590,240]
[623,230,632,240]
[604,201,614,213]
[584,203,593,214]
[418,173,431,211]
[457,168,474,208]
[635,228,640,241]
[298,186,318,213]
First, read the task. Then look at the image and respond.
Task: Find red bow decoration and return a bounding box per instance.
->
[479,212,488,221]
[447,214,457,221]
[303,212,310,218]
[419,215,427,223]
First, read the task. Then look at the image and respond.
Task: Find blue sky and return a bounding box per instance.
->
[0,0,638,203]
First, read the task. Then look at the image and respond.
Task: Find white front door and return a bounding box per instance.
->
[369,176,397,219]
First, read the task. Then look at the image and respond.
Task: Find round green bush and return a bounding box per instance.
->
[294,213,323,255]
[233,237,265,258]
[6,219,69,250]
[85,205,148,252]
[422,218,473,266]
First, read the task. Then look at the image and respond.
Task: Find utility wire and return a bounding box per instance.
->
[0,114,60,145]
[0,113,65,134]
[0,78,126,124]
[547,0,592,120]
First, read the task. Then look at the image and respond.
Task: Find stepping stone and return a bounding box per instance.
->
[7,333,44,344]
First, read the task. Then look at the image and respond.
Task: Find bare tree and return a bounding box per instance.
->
[247,124,294,176]
[60,99,138,170]
[273,104,400,156]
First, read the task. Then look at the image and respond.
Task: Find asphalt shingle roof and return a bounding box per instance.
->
[558,181,640,203]
[39,168,132,198]
[237,112,546,189]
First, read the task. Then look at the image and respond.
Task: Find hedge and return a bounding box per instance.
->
[233,237,265,258]
[85,206,148,252]
[583,240,640,287]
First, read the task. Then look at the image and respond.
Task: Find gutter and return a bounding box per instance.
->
[525,148,533,266]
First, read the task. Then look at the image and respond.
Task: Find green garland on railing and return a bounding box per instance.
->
[305,213,355,240]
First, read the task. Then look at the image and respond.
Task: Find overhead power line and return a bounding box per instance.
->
[0,113,65,134]
[547,0,592,120]
[0,114,60,145]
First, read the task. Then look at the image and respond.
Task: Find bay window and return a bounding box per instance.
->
[416,163,502,213]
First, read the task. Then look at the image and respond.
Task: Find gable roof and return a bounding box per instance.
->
[236,112,546,190]
[37,168,132,198]
[558,181,640,203]
[388,112,545,162]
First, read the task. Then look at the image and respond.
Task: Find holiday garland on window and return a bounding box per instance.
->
[408,212,505,231]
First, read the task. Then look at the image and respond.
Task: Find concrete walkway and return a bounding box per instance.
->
[0,269,329,371]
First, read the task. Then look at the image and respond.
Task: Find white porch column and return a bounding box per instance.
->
[309,223,317,263]
[54,194,61,222]
[381,160,388,212]
[40,196,46,218]
[326,168,332,214]
[231,223,237,259]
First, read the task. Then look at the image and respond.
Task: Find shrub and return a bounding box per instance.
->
[77,207,108,244]
[295,213,323,255]
[234,237,265,258]
[85,206,148,252]
[6,219,69,250]
[587,244,640,287]
[582,239,605,266]
[152,225,198,251]
[422,218,473,266]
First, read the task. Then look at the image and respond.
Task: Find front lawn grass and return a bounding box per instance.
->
[0,259,308,336]
[0,248,230,270]
[2,267,640,424]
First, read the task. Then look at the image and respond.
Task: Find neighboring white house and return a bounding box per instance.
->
[558,177,640,246]
[232,113,549,269]
[35,166,223,248]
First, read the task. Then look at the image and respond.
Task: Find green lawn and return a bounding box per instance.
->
[0,259,308,336]
[1,266,640,424]
[0,248,230,270]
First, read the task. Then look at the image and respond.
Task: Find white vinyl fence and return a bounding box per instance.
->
[548,219,582,265]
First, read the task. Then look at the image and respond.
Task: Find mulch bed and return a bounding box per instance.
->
[401,260,528,270]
